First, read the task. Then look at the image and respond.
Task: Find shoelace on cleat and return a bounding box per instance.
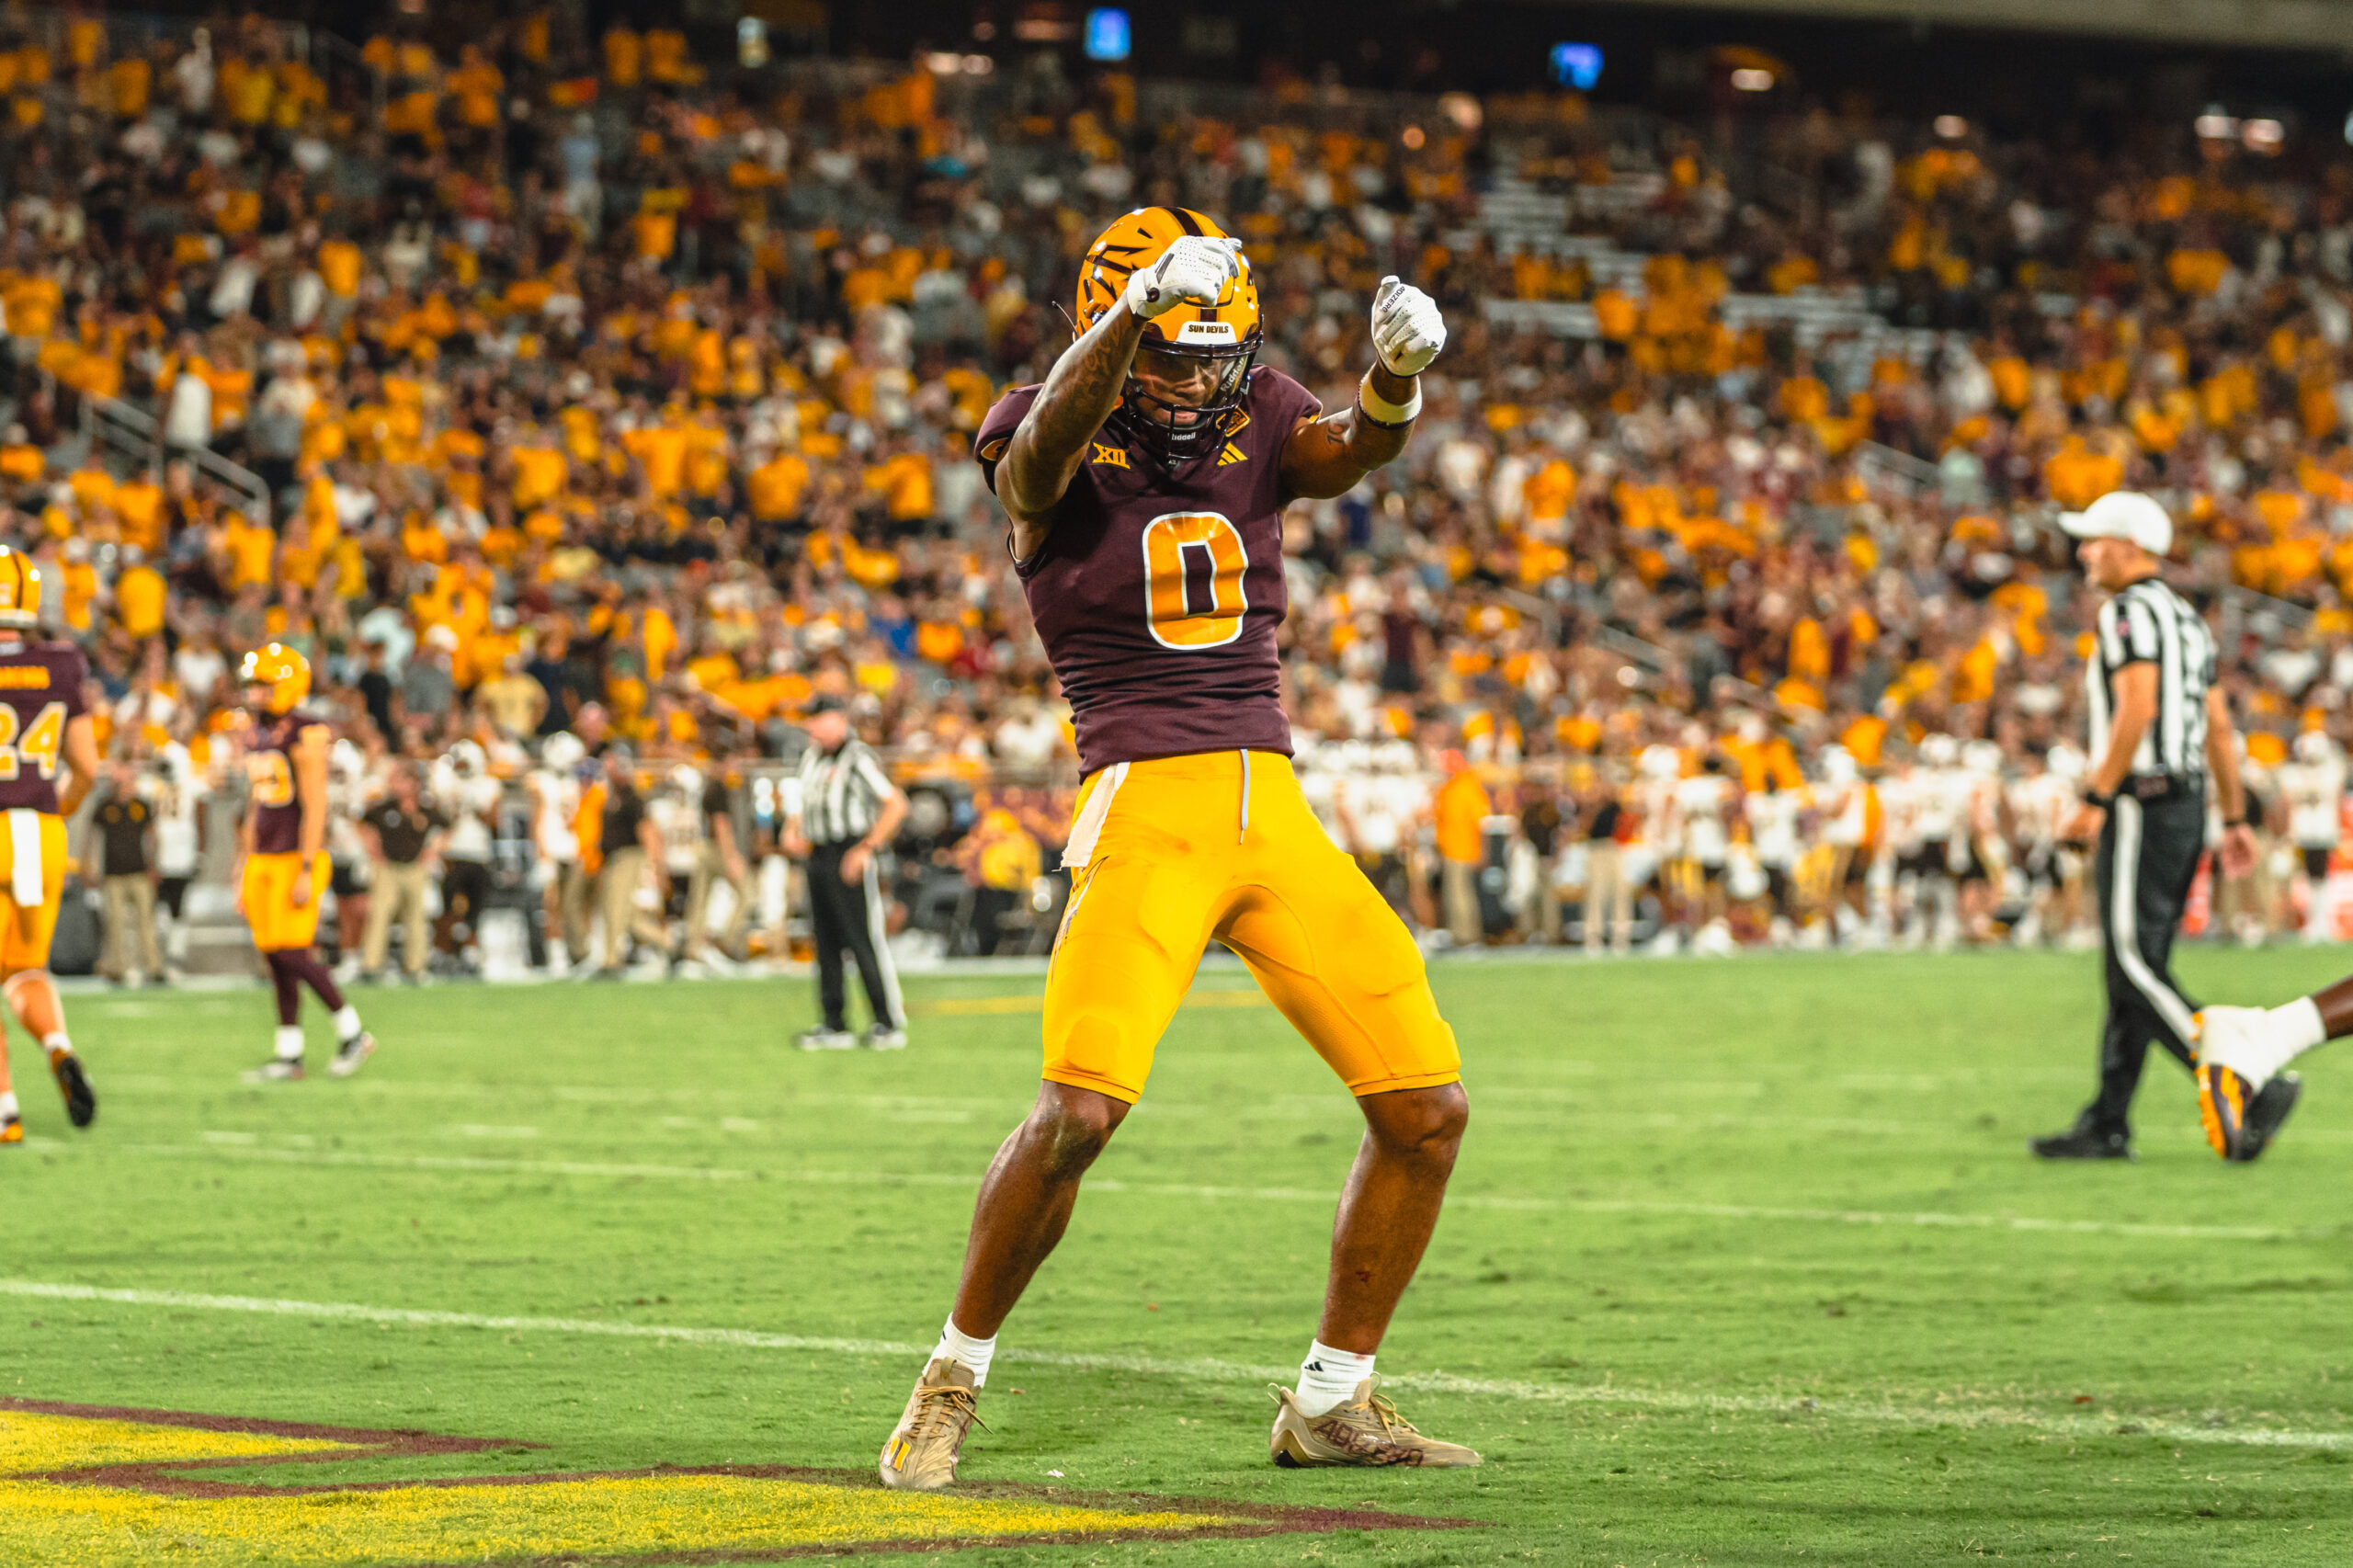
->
[1360,1390,1420,1441]
[909,1383,990,1444]
[1271,1381,1424,1446]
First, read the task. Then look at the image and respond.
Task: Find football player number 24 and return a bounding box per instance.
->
[0,700,65,780]
[1142,511,1249,650]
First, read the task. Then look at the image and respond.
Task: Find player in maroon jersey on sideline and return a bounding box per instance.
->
[237,643,376,1081]
[878,208,1472,1488]
[0,547,99,1142]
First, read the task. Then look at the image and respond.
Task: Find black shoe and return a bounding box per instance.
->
[2236,1073,2303,1163]
[48,1049,95,1129]
[2030,1121,2133,1160]
[329,1031,377,1079]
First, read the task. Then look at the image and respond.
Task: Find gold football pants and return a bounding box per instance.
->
[1043,751,1461,1105]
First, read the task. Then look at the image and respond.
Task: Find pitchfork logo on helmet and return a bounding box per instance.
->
[1075,206,1262,470]
[240,642,313,715]
[0,546,42,629]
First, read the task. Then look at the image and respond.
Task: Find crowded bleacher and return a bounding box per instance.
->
[12,6,2353,975]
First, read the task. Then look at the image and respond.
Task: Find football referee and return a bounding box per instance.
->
[783,697,910,1051]
[2033,492,2268,1160]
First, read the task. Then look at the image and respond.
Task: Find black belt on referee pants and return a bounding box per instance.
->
[2084,777,2205,1136]
[804,839,903,1033]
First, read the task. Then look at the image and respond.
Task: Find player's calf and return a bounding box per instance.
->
[3,971,92,1129]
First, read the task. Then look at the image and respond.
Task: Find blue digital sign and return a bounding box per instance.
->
[1085,9,1131,62]
[1550,42,1603,91]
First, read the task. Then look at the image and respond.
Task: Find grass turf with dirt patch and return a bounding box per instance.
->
[0,945,2349,1565]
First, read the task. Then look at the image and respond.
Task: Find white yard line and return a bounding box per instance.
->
[113,1142,2331,1242]
[104,1074,2352,1143]
[0,1275,2342,1453]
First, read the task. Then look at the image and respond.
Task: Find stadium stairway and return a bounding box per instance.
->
[1464,167,1954,375]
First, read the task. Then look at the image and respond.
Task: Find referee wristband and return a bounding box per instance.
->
[2081,787,2117,810]
[1357,370,1421,427]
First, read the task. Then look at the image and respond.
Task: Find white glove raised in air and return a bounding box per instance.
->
[1124,235,1244,321]
[1370,275,1446,376]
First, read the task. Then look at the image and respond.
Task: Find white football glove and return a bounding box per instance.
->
[1124,235,1244,321]
[1370,275,1446,376]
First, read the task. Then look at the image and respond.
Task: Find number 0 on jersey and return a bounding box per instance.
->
[1141,511,1249,650]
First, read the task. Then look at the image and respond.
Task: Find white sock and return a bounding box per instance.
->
[333,1005,363,1044]
[1294,1340,1375,1417]
[0,1090,17,1121]
[932,1317,996,1388]
[2260,997,2329,1079]
[40,1031,67,1056]
[275,1026,305,1062]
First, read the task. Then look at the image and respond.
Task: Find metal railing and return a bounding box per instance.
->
[80,392,272,525]
[2220,583,2316,632]
[296,25,388,123]
[1854,440,1949,498]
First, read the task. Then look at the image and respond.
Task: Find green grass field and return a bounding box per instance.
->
[5,945,2353,1566]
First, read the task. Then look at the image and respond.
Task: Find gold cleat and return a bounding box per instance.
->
[1267,1375,1482,1469]
[878,1357,987,1492]
[0,1116,19,1145]
[2197,1060,2254,1160]
[2194,1006,2304,1163]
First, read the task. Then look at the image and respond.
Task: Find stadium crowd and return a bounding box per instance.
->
[9,8,2353,976]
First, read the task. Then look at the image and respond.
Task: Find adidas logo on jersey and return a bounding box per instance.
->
[1217,441,1247,466]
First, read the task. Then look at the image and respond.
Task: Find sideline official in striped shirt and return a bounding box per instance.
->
[2033,492,2275,1161]
[784,697,909,1051]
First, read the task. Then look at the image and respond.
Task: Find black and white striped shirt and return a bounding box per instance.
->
[794,737,894,846]
[2085,576,2216,779]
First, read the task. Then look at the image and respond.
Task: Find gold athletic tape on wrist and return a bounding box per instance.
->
[1358,369,1420,427]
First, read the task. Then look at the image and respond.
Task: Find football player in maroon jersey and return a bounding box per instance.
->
[0,548,98,1143]
[237,643,376,1081]
[880,209,1472,1487]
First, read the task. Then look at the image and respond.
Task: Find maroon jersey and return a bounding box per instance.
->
[0,638,86,813]
[246,713,322,854]
[978,367,1322,774]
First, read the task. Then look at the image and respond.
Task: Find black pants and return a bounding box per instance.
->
[972,885,1018,956]
[807,842,901,1032]
[2086,789,2205,1135]
[438,858,492,949]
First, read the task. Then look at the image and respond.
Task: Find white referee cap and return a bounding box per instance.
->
[2060,490,2172,556]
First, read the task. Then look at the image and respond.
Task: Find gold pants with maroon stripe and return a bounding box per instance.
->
[1044,751,1461,1105]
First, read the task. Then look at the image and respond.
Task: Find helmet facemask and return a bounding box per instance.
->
[1111,328,1259,473]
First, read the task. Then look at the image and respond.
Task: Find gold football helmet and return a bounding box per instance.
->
[240,642,313,715]
[1075,207,1262,469]
[0,547,41,629]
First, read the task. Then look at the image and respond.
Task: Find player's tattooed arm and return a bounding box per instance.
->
[1278,362,1417,504]
[998,304,1148,559]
